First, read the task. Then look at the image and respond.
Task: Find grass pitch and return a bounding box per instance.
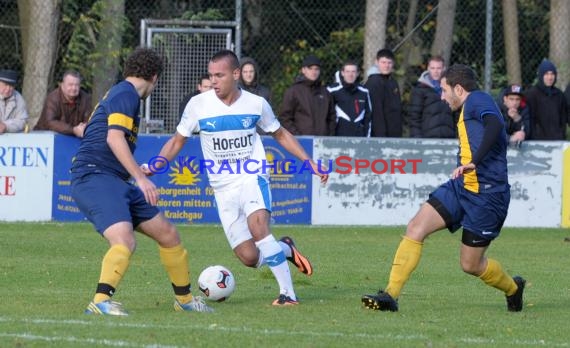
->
[1,222,569,347]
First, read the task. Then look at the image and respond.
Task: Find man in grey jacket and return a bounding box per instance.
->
[0,69,28,134]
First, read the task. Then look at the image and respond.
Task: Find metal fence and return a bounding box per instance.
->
[141,21,234,132]
[0,0,560,133]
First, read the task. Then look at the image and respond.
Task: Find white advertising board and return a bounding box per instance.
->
[312,137,564,227]
[0,133,54,221]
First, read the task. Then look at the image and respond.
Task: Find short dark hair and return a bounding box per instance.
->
[376,48,395,61]
[342,60,359,71]
[122,47,164,80]
[198,73,210,84]
[211,50,240,70]
[441,64,479,92]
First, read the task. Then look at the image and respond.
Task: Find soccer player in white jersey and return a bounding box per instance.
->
[147,50,328,305]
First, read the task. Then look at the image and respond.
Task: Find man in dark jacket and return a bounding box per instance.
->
[408,56,456,138]
[498,84,530,145]
[524,59,568,140]
[35,70,91,137]
[327,60,371,137]
[365,49,402,137]
[239,57,271,103]
[279,55,335,136]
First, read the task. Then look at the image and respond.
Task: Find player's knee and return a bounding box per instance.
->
[235,249,259,267]
[405,219,426,240]
[239,255,258,268]
[163,223,180,241]
[460,258,480,276]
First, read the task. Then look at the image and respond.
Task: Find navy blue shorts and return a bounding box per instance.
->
[428,179,510,241]
[71,173,159,234]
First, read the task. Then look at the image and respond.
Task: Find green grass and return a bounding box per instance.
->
[1,223,570,347]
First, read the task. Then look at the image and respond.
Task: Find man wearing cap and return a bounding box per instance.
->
[279,54,335,136]
[498,84,530,145]
[524,59,568,140]
[0,69,29,134]
[35,70,92,138]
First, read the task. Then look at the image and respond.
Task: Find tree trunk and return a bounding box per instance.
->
[550,0,570,89]
[502,0,521,85]
[363,0,389,75]
[92,0,125,105]
[17,0,29,67]
[430,0,457,65]
[243,0,263,53]
[397,0,420,91]
[18,0,60,128]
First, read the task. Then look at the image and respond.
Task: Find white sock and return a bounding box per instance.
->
[279,241,292,258]
[256,235,296,300]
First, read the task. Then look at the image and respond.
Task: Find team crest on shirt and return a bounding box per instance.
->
[241,117,253,128]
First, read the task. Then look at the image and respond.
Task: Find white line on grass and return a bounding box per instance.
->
[1,316,568,347]
[0,316,426,342]
[0,332,178,348]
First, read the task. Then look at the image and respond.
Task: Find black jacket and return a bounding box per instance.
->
[364,73,402,137]
[495,87,531,138]
[525,84,568,140]
[407,71,456,138]
[327,80,371,137]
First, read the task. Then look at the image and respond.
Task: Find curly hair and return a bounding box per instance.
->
[442,64,479,92]
[122,48,164,80]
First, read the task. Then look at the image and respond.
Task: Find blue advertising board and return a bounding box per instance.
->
[52,134,312,224]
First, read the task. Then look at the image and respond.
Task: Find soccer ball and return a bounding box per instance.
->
[198,265,236,302]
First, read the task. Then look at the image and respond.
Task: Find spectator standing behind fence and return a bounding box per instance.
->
[326,60,371,137]
[35,70,91,138]
[408,56,456,138]
[279,54,335,136]
[239,57,271,103]
[0,69,28,134]
[365,49,402,137]
[524,59,568,140]
[178,74,211,117]
[497,84,530,146]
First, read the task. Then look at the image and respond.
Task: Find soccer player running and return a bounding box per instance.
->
[362,64,525,312]
[71,48,212,315]
[148,49,328,305]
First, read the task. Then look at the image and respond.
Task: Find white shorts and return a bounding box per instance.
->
[214,175,272,249]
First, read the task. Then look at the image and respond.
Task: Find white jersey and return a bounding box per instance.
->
[177,89,281,190]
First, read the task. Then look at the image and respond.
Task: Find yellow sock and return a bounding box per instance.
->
[479,258,518,295]
[159,244,193,304]
[93,244,131,303]
[385,236,423,299]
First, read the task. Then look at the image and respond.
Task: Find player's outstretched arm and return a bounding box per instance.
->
[159,132,188,163]
[271,127,329,184]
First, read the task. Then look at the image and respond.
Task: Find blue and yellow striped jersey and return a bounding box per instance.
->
[456,90,508,193]
[71,81,141,180]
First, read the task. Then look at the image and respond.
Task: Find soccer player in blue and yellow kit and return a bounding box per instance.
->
[71,48,212,315]
[362,64,525,312]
